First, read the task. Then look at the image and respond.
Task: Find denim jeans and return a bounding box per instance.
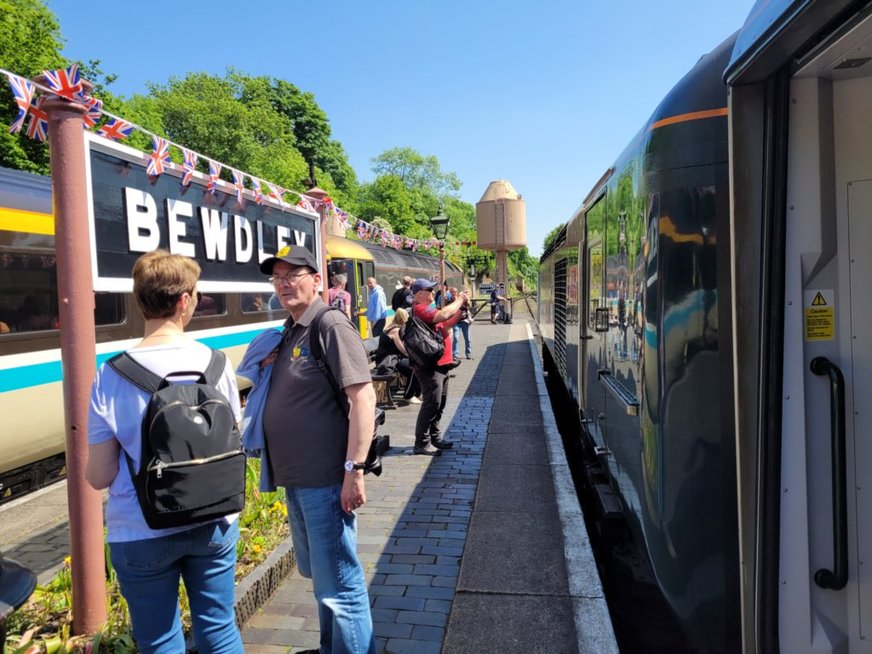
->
[109,520,242,654]
[453,321,472,358]
[285,483,375,654]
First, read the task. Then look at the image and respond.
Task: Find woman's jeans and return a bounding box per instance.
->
[109,520,243,654]
[453,321,472,358]
[285,482,376,654]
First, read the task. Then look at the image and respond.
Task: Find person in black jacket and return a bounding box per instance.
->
[374,308,420,402]
[391,276,414,311]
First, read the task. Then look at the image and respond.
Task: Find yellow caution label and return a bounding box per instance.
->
[804,290,834,341]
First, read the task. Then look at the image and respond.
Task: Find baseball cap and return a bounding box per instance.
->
[411,278,438,293]
[259,245,319,275]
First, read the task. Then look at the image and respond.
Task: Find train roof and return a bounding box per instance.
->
[326,235,375,261]
[355,237,461,274]
[0,165,52,215]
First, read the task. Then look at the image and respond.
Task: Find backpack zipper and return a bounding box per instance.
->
[149,450,241,479]
[148,398,233,435]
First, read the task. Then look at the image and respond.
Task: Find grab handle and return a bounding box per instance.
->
[810,356,848,591]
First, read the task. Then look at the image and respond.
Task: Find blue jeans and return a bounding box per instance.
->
[453,321,471,358]
[285,483,375,654]
[109,520,242,654]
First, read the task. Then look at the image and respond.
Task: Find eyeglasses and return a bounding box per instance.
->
[269,271,312,286]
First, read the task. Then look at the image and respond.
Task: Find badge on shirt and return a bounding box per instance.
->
[291,346,310,360]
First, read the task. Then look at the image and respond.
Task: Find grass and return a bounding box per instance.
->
[3,459,287,654]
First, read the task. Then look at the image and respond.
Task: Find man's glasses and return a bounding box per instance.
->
[269,271,312,286]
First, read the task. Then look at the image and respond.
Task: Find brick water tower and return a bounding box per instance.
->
[476,180,526,293]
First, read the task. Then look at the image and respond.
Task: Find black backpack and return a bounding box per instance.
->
[107,350,246,529]
[402,313,445,368]
[329,291,347,315]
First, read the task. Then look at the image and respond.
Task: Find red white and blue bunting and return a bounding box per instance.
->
[1,65,446,255]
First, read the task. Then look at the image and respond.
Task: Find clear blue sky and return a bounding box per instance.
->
[48,0,756,256]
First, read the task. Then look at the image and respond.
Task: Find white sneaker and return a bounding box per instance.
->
[408,396,421,404]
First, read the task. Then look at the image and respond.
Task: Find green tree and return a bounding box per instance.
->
[543,224,565,251]
[371,147,461,196]
[0,0,65,173]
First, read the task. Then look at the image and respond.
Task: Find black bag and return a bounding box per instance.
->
[309,306,386,476]
[402,314,445,368]
[107,350,246,529]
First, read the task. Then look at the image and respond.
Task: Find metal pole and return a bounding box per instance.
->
[40,82,107,634]
[439,242,446,309]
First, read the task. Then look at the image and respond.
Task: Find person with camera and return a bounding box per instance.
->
[410,278,469,455]
[259,245,377,654]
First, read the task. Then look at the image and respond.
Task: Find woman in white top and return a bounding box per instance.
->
[86,250,243,654]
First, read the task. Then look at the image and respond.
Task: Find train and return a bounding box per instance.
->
[538,1,872,652]
[0,165,460,504]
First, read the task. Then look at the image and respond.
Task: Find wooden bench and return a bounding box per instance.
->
[364,337,406,409]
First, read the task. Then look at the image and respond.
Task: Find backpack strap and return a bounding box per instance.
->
[203,350,227,387]
[308,305,346,413]
[107,352,162,394]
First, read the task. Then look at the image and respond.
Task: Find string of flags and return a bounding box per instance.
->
[2,64,447,254]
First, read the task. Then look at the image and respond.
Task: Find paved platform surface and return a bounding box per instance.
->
[0,304,617,653]
[241,306,617,654]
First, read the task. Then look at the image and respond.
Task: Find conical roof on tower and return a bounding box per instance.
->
[477,180,522,203]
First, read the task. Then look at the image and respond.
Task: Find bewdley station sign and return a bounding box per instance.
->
[83,132,319,292]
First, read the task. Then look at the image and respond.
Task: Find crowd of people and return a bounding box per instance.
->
[85,247,508,653]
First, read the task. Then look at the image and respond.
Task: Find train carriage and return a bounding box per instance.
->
[539,34,740,653]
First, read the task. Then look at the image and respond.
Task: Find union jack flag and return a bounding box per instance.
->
[251,178,263,205]
[297,196,316,213]
[392,234,403,250]
[6,74,35,134]
[269,185,285,206]
[146,136,171,177]
[336,209,349,230]
[207,160,222,194]
[231,169,244,203]
[380,231,391,246]
[181,149,198,187]
[82,96,102,129]
[356,222,367,239]
[43,64,83,101]
[25,96,49,142]
[97,118,134,141]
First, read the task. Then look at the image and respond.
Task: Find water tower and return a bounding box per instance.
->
[476,180,526,293]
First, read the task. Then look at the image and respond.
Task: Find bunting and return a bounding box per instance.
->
[82,96,102,129]
[6,74,35,134]
[181,149,198,187]
[43,64,83,101]
[232,169,244,204]
[297,196,316,213]
[207,161,222,194]
[146,136,171,177]
[25,96,48,142]
[251,178,263,205]
[97,118,134,141]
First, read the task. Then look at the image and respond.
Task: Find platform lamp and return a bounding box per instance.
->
[430,208,450,308]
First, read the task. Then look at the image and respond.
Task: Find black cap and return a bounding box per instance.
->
[259,245,319,275]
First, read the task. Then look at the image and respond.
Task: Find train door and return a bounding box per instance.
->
[359,260,375,337]
[583,197,608,457]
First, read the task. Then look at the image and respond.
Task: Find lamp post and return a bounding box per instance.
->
[429,208,450,308]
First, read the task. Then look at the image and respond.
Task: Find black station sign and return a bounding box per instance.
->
[84,133,319,292]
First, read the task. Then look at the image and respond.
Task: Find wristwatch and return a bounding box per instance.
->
[344,460,366,472]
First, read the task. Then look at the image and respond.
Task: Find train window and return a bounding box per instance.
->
[193,293,226,317]
[95,292,125,326]
[0,251,58,334]
[586,198,605,328]
[240,292,269,313]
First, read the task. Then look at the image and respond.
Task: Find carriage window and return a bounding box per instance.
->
[193,293,226,317]
[586,198,605,329]
[240,292,286,314]
[0,252,125,334]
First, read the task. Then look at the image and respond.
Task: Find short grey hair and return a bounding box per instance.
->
[332,273,347,285]
[402,276,413,287]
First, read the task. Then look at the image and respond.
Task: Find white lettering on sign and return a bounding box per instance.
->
[276,225,291,252]
[234,214,253,263]
[166,199,195,258]
[125,187,160,252]
[121,187,313,266]
[200,208,229,261]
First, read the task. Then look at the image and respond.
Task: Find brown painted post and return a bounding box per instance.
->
[305,186,330,303]
[38,79,107,634]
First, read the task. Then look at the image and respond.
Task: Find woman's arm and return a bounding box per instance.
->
[86,439,120,490]
[389,328,408,356]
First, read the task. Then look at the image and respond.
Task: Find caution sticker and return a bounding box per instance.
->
[804,290,835,341]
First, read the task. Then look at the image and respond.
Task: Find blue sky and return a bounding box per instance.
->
[48,0,756,256]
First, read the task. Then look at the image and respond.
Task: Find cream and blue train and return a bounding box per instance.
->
[0,165,460,503]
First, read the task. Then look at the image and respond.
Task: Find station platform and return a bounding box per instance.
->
[0,304,617,653]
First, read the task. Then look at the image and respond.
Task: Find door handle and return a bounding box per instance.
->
[810,356,848,591]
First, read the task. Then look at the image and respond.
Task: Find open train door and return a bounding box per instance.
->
[727,1,872,652]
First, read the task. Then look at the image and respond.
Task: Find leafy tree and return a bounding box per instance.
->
[371,147,461,196]
[0,0,65,173]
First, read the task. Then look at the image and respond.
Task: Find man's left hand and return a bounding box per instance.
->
[342,473,366,513]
